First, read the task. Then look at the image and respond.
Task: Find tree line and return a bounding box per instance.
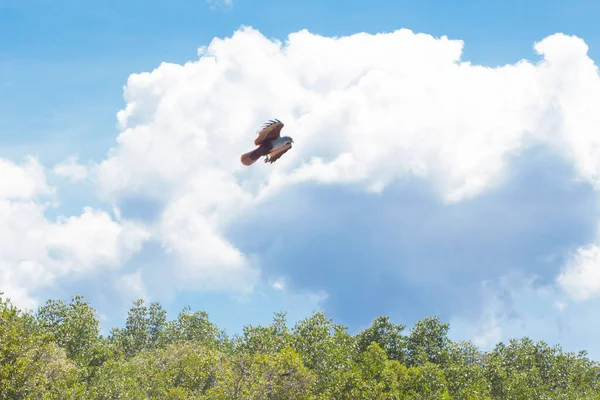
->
[1,293,599,399]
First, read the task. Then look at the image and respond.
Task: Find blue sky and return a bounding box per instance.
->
[2,0,600,359]
[3,0,600,164]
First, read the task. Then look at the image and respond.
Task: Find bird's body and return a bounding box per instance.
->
[240,119,294,166]
[268,136,294,155]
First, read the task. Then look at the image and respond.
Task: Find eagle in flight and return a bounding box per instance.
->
[240,119,294,166]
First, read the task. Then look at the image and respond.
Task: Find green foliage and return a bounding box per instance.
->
[1,292,599,399]
[290,311,355,395]
[109,299,168,356]
[406,316,451,367]
[0,294,82,399]
[355,315,406,363]
[483,338,600,399]
[236,311,292,355]
[444,340,490,398]
[36,295,101,364]
[165,305,225,349]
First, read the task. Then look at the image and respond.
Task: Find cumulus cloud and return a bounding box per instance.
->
[2,26,597,328]
[3,26,600,357]
[0,157,149,309]
[535,35,600,189]
[91,27,600,304]
[0,156,52,200]
[46,207,149,273]
[52,156,88,182]
[114,268,148,301]
[102,27,600,202]
[557,245,600,302]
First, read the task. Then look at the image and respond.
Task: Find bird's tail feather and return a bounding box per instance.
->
[240,147,265,166]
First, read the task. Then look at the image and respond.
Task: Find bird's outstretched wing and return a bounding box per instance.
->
[266,143,292,164]
[254,119,284,146]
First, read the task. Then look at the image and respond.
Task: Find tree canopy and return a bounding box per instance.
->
[1,293,599,399]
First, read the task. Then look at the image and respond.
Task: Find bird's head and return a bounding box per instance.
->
[282,136,294,145]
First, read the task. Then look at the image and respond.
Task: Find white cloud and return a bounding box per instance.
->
[52,156,88,182]
[91,27,600,301]
[46,207,149,273]
[3,27,600,352]
[0,157,149,310]
[534,35,600,189]
[557,244,600,302]
[103,28,600,202]
[271,279,285,291]
[0,156,52,200]
[114,268,148,301]
[158,183,258,293]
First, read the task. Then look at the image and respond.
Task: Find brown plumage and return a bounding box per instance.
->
[240,145,271,166]
[254,119,285,146]
[240,119,294,166]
